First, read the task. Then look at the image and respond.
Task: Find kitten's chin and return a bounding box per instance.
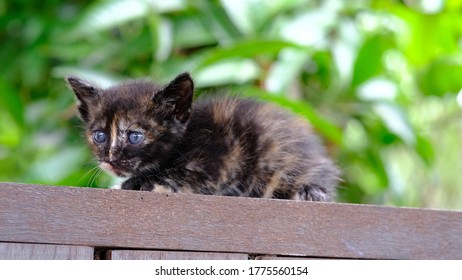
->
[100,162,131,178]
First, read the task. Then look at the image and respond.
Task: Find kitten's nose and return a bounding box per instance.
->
[107,150,120,163]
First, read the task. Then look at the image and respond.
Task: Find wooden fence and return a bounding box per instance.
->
[0,182,461,260]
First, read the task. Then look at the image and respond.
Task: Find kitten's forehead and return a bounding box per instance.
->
[90,111,142,130]
[94,80,165,114]
[104,80,162,99]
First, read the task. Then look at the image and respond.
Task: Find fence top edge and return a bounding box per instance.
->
[1,181,460,214]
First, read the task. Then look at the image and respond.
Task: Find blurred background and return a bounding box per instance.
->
[1,0,461,209]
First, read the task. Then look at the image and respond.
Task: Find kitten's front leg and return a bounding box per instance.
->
[121,177,174,193]
[121,177,150,191]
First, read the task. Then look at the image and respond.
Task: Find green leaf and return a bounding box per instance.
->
[414,134,434,166]
[417,58,462,96]
[0,78,24,127]
[348,157,388,195]
[196,39,306,69]
[373,103,415,145]
[266,48,311,93]
[220,0,256,35]
[280,8,336,47]
[52,66,120,87]
[190,0,243,44]
[171,14,216,49]
[147,13,173,62]
[352,35,393,88]
[71,0,185,37]
[220,0,305,35]
[392,7,462,66]
[194,59,260,88]
[0,112,22,147]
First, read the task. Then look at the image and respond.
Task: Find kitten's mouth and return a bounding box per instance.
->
[100,162,130,178]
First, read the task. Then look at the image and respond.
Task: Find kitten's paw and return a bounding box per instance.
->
[121,178,156,191]
[109,184,122,190]
[121,179,141,191]
[152,184,175,193]
[293,184,329,201]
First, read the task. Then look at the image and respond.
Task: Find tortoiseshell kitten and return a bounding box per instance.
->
[67,73,340,201]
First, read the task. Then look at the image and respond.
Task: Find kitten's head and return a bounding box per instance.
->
[66,73,193,178]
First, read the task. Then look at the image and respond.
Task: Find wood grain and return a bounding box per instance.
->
[1,182,462,259]
[0,242,93,260]
[108,250,248,260]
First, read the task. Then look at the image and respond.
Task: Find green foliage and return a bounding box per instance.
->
[1,0,461,209]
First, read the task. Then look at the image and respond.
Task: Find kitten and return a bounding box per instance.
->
[66,73,340,201]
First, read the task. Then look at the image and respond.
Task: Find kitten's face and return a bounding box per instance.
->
[66,73,193,178]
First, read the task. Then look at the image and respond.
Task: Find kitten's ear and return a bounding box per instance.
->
[66,76,100,103]
[65,76,101,122]
[155,73,194,123]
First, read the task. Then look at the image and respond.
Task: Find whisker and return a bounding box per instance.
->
[87,167,100,188]
[76,165,99,187]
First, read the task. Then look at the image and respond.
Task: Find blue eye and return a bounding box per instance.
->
[93,130,107,144]
[128,131,144,145]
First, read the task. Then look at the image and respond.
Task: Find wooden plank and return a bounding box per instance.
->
[254,255,325,260]
[0,242,93,260]
[1,182,462,259]
[108,250,248,260]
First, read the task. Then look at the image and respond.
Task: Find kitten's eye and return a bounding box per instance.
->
[93,130,107,144]
[128,131,144,145]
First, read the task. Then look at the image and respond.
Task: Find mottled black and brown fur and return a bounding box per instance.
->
[66,73,340,201]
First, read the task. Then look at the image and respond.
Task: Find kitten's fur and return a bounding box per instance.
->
[67,73,339,201]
